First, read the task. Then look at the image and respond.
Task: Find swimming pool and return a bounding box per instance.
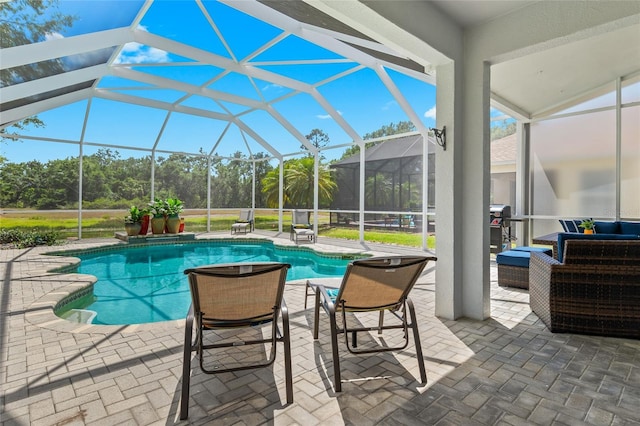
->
[55,240,360,325]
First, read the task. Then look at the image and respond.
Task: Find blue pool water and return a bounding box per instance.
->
[66,241,355,325]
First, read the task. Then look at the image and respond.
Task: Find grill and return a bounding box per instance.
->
[490,204,512,253]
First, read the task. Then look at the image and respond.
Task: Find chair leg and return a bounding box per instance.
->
[281,303,293,404]
[179,311,194,420]
[304,281,311,309]
[406,299,427,384]
[313,287,321,340]
[378,310,384,335]
[329,310,342,392]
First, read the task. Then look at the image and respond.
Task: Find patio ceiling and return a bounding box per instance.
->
[360,0,640,120]
[491,20,640,119]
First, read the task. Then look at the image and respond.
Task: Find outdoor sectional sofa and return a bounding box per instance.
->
[529,234,640,339]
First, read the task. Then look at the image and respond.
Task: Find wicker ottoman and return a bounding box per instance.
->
[496,247,552,289]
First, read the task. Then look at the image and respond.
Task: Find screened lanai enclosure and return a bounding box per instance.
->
[1,0,640,254]
[329,133,436,232]
[0,0,439,245]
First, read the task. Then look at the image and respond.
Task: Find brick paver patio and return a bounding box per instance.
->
[1,232,639,425]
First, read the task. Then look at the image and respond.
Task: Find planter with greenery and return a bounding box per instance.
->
[165,197,184,234]
[579,219,595,234]
[149,198,167,234]
[124,205,146,236]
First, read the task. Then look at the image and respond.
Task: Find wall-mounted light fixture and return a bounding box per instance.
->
[430,126,446,150]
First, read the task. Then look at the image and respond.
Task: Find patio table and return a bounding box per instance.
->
[532,232,559,259]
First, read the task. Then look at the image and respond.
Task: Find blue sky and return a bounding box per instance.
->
[4,0,441,164]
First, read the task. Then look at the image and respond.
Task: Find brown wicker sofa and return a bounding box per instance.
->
[529,239,640,339]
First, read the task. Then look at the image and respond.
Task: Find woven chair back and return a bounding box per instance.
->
[292,210,309,226]
[238,209,253,222]
[187,263,289,326]
[336,256,431,311]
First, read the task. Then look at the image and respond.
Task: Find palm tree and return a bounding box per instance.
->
[365,172,393,210]
[261,157,336,208]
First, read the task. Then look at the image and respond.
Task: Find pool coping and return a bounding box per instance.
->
[24,234,371,335]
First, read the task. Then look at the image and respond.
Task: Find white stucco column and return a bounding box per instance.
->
[461,59,492,320]
[434,58,491,321]
[433,60,463,319]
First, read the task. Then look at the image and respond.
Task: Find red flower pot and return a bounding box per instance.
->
[139,215,150,235]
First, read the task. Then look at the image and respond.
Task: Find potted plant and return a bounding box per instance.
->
[579,219,595,234]
[149,198,167,234]
[164,197,184,234]
[124,205,145,236]
[138,207,151,235]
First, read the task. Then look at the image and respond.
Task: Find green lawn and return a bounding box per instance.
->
[320,227,435,249]
[0,211,435,249]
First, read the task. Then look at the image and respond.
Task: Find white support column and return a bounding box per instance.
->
[279,159,284,233]
[434,61,463,319]
[150,152,156,203]
[422,132,429,250]
[460,60,491,320]
[78,98,92,240]
[435,58,491,321]
[615,77,622,221]
[359,142,366,243]
[207,156,211,232]
[252,160,256,210]
[515,121,530,245]
[78,144,83,239]
[314,153,319,235]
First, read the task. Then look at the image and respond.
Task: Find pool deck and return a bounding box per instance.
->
[1,231,639,425]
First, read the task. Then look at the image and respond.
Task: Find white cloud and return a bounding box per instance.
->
[316,110,342,119]
[63,47,114,69]
[382,100,397,111]
[114,42,169,64]
[262,83,284,91]
[424,106,436,119]
[44,32,64,41]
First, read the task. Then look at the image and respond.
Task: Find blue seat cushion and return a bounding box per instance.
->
[557,232,640,262]
[619,221,640,236]
[496,250,531,268]
[594,221,620,234]
[512,246,552,256]
[326,288,339,301]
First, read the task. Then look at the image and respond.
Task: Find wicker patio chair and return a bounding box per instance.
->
[308,255,436,391]
[180,262,292,419]
[529,239,640,339]
[230,209,254,234]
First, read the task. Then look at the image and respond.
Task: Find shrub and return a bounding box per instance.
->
[0,229,62,249]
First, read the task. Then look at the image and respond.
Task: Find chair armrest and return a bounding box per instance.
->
[280,298,289,327]
[529,252,560,330]
[307,282,337,307]
[308,281,340,339]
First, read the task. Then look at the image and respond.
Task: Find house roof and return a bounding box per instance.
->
[491,133,517,165]
[330,133,435,174]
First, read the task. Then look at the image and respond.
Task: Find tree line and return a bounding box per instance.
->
[0,148,271,210]
[0,122,419,211]
[1,118,517,211]
[0,143,338,211]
